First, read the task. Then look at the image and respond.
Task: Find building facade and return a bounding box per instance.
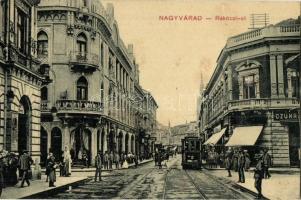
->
[198,18,300,167]
[0,0,44,162]
[37,0,157,165]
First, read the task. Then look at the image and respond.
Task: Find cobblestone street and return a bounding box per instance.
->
[46,156,256,199]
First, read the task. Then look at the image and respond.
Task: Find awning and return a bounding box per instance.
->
[225,126,263,146]
[203,128,226,145]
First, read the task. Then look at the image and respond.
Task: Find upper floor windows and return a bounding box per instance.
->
[100,43,104,66]
[77,33,87,57]
[243,75,256,99]
[77,76,88,100]
[37,31,48,57]
[17,9,28,54]
[100,82,104,105]
[41,87,48,101]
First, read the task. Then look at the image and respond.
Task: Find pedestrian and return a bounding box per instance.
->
[237,148,246,183]
[134,154,139,168]
[47,154,57,187]
[244,150,251,171]
[114,152,120,169]
[19,150,33,188]
[263,148,272,179]
[109,151,114,170]
[232,149,239,172]
[45,152,52,182]
[7,152,18,186]
[120,152,125,168]
[225,148,233,177]
[104,151,109,170]
[158,151,162,169]
[82,150,88,168]
[0,150,8,197]
[94,151,102,182]
[63,146,72,177]
[254,154,264,199]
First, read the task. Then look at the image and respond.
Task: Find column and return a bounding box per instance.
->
[255,73,260,98]
[238,76,243,100]
[103,130,108,152]
[122,132,125,152]
[270,55,278,98]
[62,123,70,149]
[277,54,285,97]
[287,69,292,97]
[91,128,98,165]
[133,135,136,154]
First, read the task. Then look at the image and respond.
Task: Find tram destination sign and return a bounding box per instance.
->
[273,110,299,122]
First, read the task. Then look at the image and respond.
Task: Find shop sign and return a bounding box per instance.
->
[273,110,299,121]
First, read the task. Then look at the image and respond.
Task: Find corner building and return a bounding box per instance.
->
[37,0,157,165]
[199,18,300,167]
[0,0,44,162]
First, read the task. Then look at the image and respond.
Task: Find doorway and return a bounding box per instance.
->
[18,96,31,154]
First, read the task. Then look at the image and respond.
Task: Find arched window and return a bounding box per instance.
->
[100,82,104,105]
[77,33,87,57]
[100,43,104,66]
[41,87,48,101]
[77,76,88,100]
[37,31,48,56]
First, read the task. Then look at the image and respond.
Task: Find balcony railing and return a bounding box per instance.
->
[56,100,103,114]
[227,25,300,48]
[69,51,99,71]
[41,100,50,111]
[228,98,300,110]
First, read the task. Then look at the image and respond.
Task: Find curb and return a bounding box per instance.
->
[21,178,91,199]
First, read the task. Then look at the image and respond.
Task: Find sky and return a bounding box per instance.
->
[102,0,300,126]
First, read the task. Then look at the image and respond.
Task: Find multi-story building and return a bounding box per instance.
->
[37,0,158,165]
[0,0,44,162]
[198,17,300,167]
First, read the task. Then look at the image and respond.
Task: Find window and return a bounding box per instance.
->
[17,9,27,53]
[41,87,48,101]
[37,31,48,56]
[77,33,87,57]
[77,77,88,100]
[100,82,104,105]
[292,75,299,98]
[243,75,256,99]
[100,43,104,66]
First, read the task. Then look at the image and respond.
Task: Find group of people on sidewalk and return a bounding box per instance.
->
[0,150,34,197]
[224,147,272,199]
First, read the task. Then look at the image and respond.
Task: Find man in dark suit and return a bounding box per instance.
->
[95,151,102,182]
[263,148,272,179]
[237,148,246,183]
[19,150,33,188]
[254,154,265,199]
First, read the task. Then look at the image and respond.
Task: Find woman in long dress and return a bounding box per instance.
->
[63,146,72,176]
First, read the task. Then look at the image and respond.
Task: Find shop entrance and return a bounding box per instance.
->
[288,123,300,166]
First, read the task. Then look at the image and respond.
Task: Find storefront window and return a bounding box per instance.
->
[291,75,299,98]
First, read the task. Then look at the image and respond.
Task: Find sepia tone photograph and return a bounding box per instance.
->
[0,0,300,199]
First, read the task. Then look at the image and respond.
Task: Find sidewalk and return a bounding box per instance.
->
[1,159,154,199]
[206,168,299,200]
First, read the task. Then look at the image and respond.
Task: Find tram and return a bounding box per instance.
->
[181,136,202,169]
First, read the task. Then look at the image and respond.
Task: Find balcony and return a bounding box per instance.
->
[56,100,103,116]
[69,51,99,72]
[41,100,50,112]
[228,98,300,111]
[227,24,300,48]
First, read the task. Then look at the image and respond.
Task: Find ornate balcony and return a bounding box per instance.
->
[228,98,300,111]
[69,51,99,72]
[56,100,103,116]
[41,100,50,112]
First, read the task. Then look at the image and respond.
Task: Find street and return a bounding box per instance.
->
[47,156,254,199]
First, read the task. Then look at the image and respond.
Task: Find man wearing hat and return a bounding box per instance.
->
[19,150,33,188]
[94,151,102,182]
[254,152,265,199]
